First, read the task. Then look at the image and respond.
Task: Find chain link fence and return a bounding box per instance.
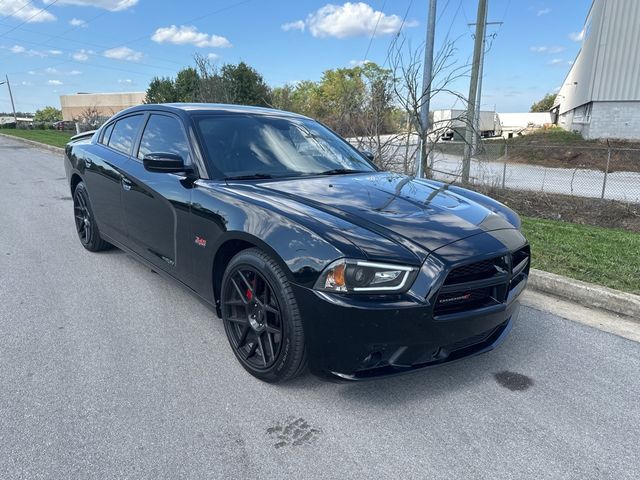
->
[352,135,640,205]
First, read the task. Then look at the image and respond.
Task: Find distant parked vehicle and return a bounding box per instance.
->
[52,120,67,131]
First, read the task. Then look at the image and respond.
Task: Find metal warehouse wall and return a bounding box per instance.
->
[556,0,640,114]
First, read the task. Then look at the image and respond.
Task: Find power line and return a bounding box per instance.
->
[381,0,414,68]
[363,0,388,61]
[0,0,60,39]
[0,0,35,22]
[3,0,258,78]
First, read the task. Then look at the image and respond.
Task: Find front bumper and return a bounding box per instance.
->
[294,231,529,381]
[293,284,522,381]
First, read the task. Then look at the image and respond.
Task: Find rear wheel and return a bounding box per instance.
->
[221,248,307,383]
[72,182,111,252]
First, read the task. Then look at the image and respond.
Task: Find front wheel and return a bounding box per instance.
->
[221,248,307,383]
[72,182,111,252]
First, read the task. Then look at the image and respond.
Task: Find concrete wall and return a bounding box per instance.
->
[559,101,640,140]
[60,92,145,121]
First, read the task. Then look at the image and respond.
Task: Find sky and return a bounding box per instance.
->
[0,0,593,114]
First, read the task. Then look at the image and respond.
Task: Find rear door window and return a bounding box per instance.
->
[100,123,114,145]
[108,114,143,155]
[137,114,191,163]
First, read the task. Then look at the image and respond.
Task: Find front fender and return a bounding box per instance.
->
[189,181,356,298]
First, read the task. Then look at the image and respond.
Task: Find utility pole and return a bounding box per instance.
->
[4,75,17,123]
[416,0,437,178]
[469,20,503,156]
[462,0,488,184]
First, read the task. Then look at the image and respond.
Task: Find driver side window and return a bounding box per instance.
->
[137,114,191,163]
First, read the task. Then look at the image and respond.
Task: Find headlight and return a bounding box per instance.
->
[314,259,418,294]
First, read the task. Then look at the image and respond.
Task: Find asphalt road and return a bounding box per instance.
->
[1,136,639,479]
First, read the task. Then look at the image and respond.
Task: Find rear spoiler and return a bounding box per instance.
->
[69,129,97,142]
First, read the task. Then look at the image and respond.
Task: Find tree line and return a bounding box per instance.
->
[144,54,400,137]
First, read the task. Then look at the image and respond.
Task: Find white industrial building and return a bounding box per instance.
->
[499,112,553,139]
[553,0,640,140]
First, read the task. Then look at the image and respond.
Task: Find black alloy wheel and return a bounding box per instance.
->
[221,249,306,382]
[72,182,111,252]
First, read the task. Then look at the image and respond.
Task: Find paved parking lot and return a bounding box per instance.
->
[1,136,639,479]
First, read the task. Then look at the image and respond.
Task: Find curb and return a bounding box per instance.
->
[0,133,65,154]
[528,269,640,319]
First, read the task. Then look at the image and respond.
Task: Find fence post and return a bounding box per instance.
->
[502,142,508,189]
[601,140,611,199]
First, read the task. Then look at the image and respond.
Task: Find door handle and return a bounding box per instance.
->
[121,177,132,191]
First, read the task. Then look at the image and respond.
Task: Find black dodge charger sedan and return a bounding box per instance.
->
[64,103,529,383]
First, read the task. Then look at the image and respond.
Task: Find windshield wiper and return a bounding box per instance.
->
[318,168,369,176]
[224,173,274,180]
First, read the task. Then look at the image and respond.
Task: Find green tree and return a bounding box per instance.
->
[220,61,272,106]
[290,80,323,117]
[144,77,178,104]
[530,93,557,112]
[174,67,200,102]
[33,106,61,122]
[271,85,294,112]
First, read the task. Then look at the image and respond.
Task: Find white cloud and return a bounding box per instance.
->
[530,46,565,54]
[103,46,142,62]
[570,29,585,42]
[47,80,63,85]
[548,58,564,66]
[69,18,87,27]
[21,81,33,86]
[207,52,219,60]
[349,59,372,67]
[287,2,418,39]
[27,49,47,57]
[48,49,63,55]
[151,25,232,48]
[0,0,56,22]
[72,49,92,61]
[537,8,551,16]
[28,71,36,75]
[281,20,305,32]
[9,45,49,57]
[46,67,82,76]
[118,78,134,84]
[43,0,138,11]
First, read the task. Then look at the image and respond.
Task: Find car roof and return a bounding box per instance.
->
[120,103,309,120]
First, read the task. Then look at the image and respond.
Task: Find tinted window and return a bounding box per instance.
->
[194,115,375,179]
[100,123,114,145]
[108,115,143,155]
[137,114,190,162]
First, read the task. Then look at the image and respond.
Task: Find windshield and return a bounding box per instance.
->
[194,114,376,179]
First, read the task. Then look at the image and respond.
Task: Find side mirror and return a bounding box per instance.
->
[360,150,375,161]
[143,153,191,174]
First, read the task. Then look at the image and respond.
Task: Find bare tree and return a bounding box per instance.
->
[389,35,474,179]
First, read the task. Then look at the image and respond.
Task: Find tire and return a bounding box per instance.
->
[220,248,307,383]
[72,181,111,252]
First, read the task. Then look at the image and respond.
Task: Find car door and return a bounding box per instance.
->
[84,114,144,244]
[120,112,194,279]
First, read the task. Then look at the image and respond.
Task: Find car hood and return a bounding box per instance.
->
[242,172,517,261]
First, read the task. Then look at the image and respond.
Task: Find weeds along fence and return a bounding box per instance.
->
[351,135,640,205]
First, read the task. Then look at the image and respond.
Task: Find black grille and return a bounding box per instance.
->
[444,256,505,285]
[433,248,528,317]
